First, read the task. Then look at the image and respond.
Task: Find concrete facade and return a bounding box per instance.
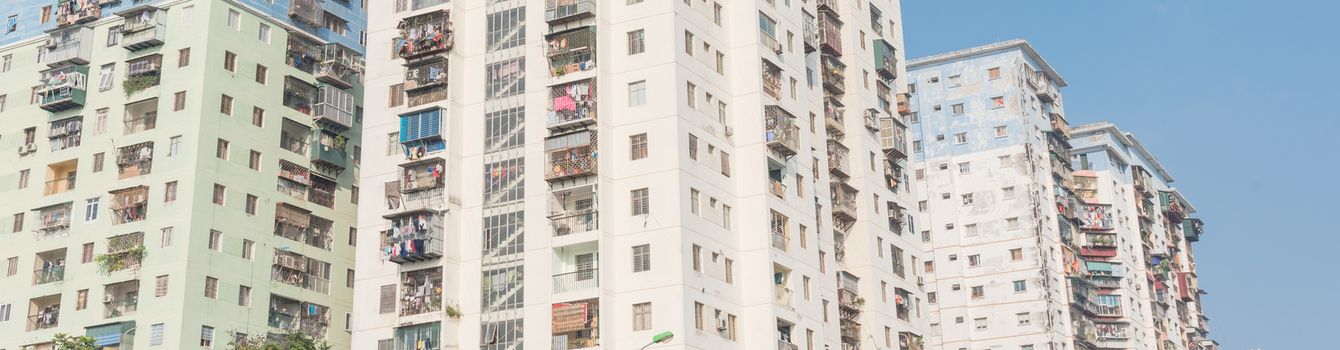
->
[352,0,930,349]
[0,0,365,348]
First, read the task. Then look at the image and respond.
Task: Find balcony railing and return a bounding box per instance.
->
[873,39,898,81]
[831,185,858,222]
[762,59,783,100]
[824,98,846,136]
[400,270,443,316]
[33,266,66,285]
[551,209,597,237]
[56,0,102,27]
[880,117,908,159]
[821,56,846,94]
[545,130,598,181]
[38,65,88,112]
[313,85,355,130]
[286,36,321,73]
[28,312,60,331]
[395,10,455,60]
[42,27,94,67]
[43,176,77,196]
[768,179,786,198]
[384,213,444,263]
[119,8,166,51]
[547,26,597,77]
[284,76,318,115]
[765,106,800,157]
[818,12,842,55]
[772,232,790,252]
[545,0,595,24]
[405,59,448,92]
[775,285,794,308]
[802,12,818,53]
[779,340,799,350]
[288,0,324,26]
[104,298,138,318]
[553,268,599,294]
[400,159,445,193]
[548,79,597,130]
[827,141,851,178]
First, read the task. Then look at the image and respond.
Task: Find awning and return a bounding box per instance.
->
[86,321,133,346]
[275,203,311,228]
[1086,262,1113,273]
[279,160,312,185]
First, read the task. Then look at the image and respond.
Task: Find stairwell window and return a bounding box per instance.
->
[1010,248,1024,261]
[989,67,1002,80]
[220,95,233,115]
[951,103,964,115]
[684,30,694,55]
[954,133,968,144]
[968,254,980,267]
[631,188,650,215]
[1006,217,1020,230]
[633,302,652,331]
[1013,280,1027,293]
[216,139,229,159]
[200,325,215,347]
[995,125,1008,138]
[633,244,651,272]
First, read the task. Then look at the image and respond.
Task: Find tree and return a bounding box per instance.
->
[230,332,332,350]
[52,333,96,350]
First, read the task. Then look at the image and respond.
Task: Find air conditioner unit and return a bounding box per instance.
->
[17,144,35,155]
[724,126,734,136]
[772,42,784,54]
[716,318,729,331]
[917,276,925,285]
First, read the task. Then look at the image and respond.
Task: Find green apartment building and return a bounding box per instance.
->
[0,0,366,348]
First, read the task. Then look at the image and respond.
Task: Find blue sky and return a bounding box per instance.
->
[901,1,1339,349]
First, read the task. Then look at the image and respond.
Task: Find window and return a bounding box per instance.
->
[11,213,23,232]
[201,325,215,347]
[161,227,174,247]
[995,125,1008,138]
[988,67,1002,80]
[155,275,170,296]
[954,133,968,144]
[1010,248,1024,261]
[160,181,178,202]
[684,30,694,55]
[224,51,237,72]
[958,162,971,174]
[1007,217,1021,230]
[174,91,187,111]
[686,82,696,107]
[951,103,964,115]
[0,94,6,112]
[1003,186,1016,199]
[973,317,988,330]
[98,63,115,91]
[628,80,646,106]
[632,244,651,272]
[991,96,1005,108]
[254,64,268,84]
[178,48,191,67]
[216,139,230,159]
[628,29,645,55]
[258,23,271,43]
[208,230,223,251]
[379,284,396,314]
[149,323,166,345]
[82,243,94,263]
[693,302,704,330]
[245,194,257,214]
[1013,280,1027,293]
[212,184,226,205]
[631,188,649,215]
[690,189,700,215]
[220,94,234,115]
[1017,312,1031,325]
[204,276,219,298]
[107,25,121,46]
[0,303,9,322]
[948,75,961,87]
[968,254,980,267]
[691,244,702,271]
[925,260,935,273]
[227,9,240,30]
[724,258,734,284]
[918,200,927,212]
[242,239,255,260]
[999,155,1012,168]
[248,150,262,171]
[630,133,648,160]
[388,83,405,107]
[964,224,977,236]
[249,107,265,127]
[928,292,937,304]
[77,289,88,310]
[633,302,652,331]
[0,55,9,72]
[912,140,922,152]
[5,257,16,276]
[84,197,100,222]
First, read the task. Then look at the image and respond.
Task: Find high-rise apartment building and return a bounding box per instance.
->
[906,40,1081,350]
[352,0,929,349]
[0,0,366,348]
[1067,122,1216,350]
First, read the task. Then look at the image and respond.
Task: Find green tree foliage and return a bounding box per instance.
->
[52,333,96,350]
[229,332,333,350]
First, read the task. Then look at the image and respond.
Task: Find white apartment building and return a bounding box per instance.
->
[351,0,928,349]
[906,40,1081,350]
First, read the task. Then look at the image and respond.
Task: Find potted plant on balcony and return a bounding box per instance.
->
[93,246,147,275]
[122,75,159,97]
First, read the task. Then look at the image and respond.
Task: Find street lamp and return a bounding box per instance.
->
[639,331,674,350]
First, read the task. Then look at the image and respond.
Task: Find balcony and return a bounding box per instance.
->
[1027,70,1057,103]
[770,210,790,253]
[288,0,324,26]
[545,0,595,24]
[1079,204,1114,231]
[552,298,600,349]
[818,12,842,56]
[880,117,908,160]
[400,267,444,316]
[398,158,445,195]
[863,108,880,131]
[1184,218,1204,242]
[824,97,846,136]
[764,105,800,157]
[268,295,302,332]
[553,268,598,294]
[27,295,61,331]
[38,65,88,112]
[802,11,818,54]
[547,26,597,77]
[899,332,924,350]
[545,130,598,181]
[827,140,851,178]
[548,78,597,130]
[100,232,145,274]
[103,280,140,318]
[124,54,163,95]
[383,213,444,263]
[1095,323,1129,340]
[122,98,158,135]
[395,10,455,60]
[760,31,782,55]
[109,186,149,224]
[762,59,783,100]
[286,36,321,74]
[314,43,363,89]
[310,130,348,173]
[768,178,786,198]
[774,284,794,308]
[283,76,318,115]
[56,0,101,27]
[400,108,446,156]
[118,6,166,51]
[831,184,858,223]
[308,174,337,209]
[115,142,154,178]
[42,27,94,67]
[896,92,912,116]
[821,55,846,95]
[395,323,442,350]
[313,85,356,130]
[873,39,898,81]
[33,203,72,240]
[33,264,66,285]
[270,250,331,294]
[551,183,597,237]
[405,58,448,92]
[1086,233,1118,248]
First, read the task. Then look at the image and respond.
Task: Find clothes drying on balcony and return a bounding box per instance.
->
[397,22,451,57]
